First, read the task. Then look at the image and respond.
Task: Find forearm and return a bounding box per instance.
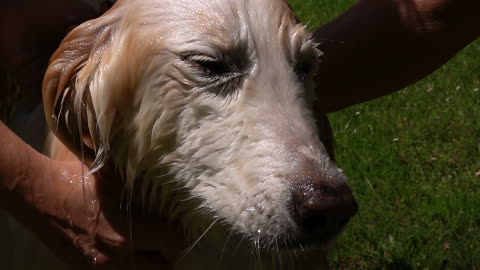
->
[313,0,480,113]
[0,124,173,268]
[0,122,57,255]
[0,121,40,194]
[0,121,68,219]
[0,121,120,268]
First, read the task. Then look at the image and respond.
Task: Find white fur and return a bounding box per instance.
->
[43,0,348,268]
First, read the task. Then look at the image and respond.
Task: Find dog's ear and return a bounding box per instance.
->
[43,12,119,168]
[282,0,301,24]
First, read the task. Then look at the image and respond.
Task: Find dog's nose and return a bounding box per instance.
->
[291,182,358,234]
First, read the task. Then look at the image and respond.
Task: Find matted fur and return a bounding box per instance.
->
[43,0,348,268]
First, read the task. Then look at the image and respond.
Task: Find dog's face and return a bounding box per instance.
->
[44,0,357,267]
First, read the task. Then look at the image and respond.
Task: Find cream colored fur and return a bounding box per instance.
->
[43,0,347,268]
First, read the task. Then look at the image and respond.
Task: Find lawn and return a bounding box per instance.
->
[290,0,480,269]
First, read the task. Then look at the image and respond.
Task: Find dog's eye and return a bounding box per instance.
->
[182,53,245,98]
[185,54,231,77]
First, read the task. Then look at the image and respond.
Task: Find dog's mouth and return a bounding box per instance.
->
[289,218,352,248]
[251,217,352,252]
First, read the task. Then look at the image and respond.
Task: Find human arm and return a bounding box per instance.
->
[0,0,103,114]
[0,121,183,269]
[0,121,129,269]
[313,0,480,113]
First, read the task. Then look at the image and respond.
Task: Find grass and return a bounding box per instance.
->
[290,0,480,269]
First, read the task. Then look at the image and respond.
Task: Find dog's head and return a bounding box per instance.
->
[43,0,357,266]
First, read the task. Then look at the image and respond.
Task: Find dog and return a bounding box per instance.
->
[43,0,358,268]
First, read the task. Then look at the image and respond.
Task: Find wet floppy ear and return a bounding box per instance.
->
[42,13,118,167]
[282,0,301,23]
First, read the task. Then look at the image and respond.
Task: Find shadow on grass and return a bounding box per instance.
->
[375,259,413,270]
[374,258,449,270]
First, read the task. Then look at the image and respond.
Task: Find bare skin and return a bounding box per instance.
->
[313,0,480,113]
[0,122,185,269]
[0,0,103,111]
[1,0,479,268]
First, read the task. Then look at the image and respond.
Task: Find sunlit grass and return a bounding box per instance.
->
[290,0,480,268]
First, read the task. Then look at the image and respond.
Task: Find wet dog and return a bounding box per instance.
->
[43,0,357,268]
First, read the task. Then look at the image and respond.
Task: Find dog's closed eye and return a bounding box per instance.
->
[182,53,246,97]
[184,54,234,78]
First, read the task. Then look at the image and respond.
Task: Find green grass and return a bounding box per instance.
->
[290,1,480,269]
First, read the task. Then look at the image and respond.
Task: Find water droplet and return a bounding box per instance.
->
[91,249,97,265]
[66,215,73,227]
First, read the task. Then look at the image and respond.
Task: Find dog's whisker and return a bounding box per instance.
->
[232,235,245,257]
[125,182,137,269]
[269,252,274,270]
[275,238,283,270]
[283,238,289,252]
[119,182,130,213]
[123,183,135,241]
[219,227,235,264]
[254,236,263,269]
[176,218,219,264]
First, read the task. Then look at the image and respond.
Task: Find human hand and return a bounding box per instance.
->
[1,122,184,269]
[40,160,185,269]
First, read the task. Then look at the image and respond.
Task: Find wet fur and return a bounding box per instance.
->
[43,0,343,268]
